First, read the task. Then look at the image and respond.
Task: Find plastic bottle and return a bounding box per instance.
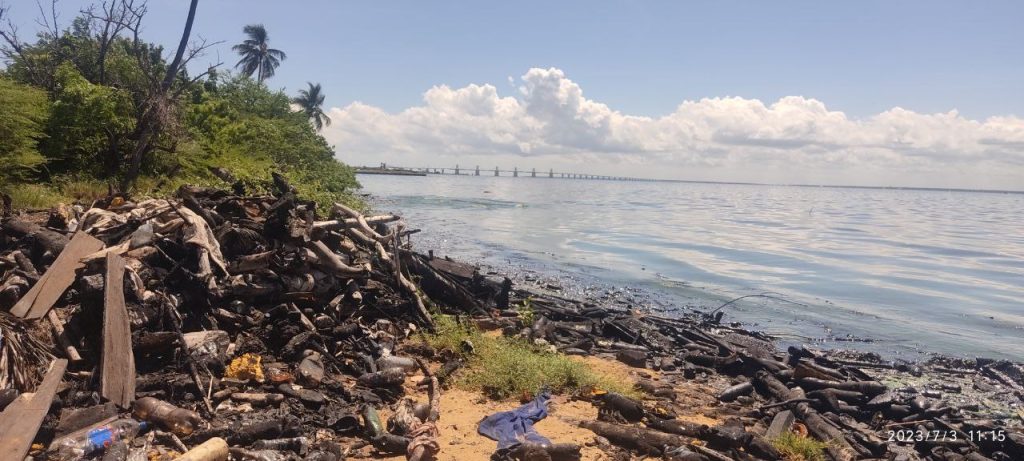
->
[375,355,417,372]
[133,396,205,435]
[357,367,405,387]
[49,418,148,460]
[361,405,384,437]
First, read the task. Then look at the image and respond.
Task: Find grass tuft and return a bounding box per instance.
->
[3,177,110,210]
[427,315,636,400]
[771,431,829,461]
[54,177,109,202]
[3,183,68,210]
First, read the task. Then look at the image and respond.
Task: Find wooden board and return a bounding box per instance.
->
[10,232,104,319]
[101,252,135,408]
[0,359,68,460]
[427,256,477,280]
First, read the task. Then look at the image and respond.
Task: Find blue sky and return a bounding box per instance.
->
[4,1,1023,188]
[7,0,1020,118]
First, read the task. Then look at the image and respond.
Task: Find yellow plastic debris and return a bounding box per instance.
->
[651,406,671,417]
[224,353,265,382]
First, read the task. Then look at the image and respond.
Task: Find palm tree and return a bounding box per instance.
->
[232,24,286,83]
[293,82,331,130]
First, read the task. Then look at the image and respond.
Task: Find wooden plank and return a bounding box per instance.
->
[101,252,135,408]
[10,232,104,319]
[0,359,68,460]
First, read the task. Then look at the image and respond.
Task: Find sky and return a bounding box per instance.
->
[4,0,1023,189]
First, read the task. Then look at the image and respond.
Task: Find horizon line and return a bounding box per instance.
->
[358,164,1024,195]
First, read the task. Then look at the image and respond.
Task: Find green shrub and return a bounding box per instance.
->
[180,75,361,210]
[42,64,136,177]
[0,78,49,183]
[427,315,636,400]
[2,14,362,210]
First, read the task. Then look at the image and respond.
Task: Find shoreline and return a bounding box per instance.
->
[376,210,1003,362]
[408,247,1023,459]
[1,183,1020,460]
[359,175,1024,362]
[429,247,1024,413]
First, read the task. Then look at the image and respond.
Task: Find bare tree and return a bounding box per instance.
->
[2,0,219,190]
[80,0,137,84]
[0,1,61,88]
[121,0,199,190]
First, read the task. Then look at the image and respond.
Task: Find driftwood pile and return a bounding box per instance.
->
[478,283,1024,460]
[0,175,454,460]
[0,174,1021,461]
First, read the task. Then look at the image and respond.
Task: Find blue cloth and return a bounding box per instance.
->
[477,390,552,450]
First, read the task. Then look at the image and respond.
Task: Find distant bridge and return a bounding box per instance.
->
[357,164,662,182]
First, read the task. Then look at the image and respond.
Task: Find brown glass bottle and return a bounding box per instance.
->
[132,397,204,435]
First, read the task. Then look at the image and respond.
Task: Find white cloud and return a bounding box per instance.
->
[323,67,1024,189]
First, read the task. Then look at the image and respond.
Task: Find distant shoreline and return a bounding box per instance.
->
[356,169,1024,195]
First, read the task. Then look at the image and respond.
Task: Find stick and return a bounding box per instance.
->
[47,310,82,363]
[162,295,215,414]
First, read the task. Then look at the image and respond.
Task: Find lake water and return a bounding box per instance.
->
[359,174,1024,361]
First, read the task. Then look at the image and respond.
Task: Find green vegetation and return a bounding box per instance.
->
[4,184,71,210]
[0,4,359,211]
[771,432,829,461]
[427,315,636,400]
[0,79,49,183]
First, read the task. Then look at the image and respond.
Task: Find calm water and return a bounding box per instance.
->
[360,175,1024,360]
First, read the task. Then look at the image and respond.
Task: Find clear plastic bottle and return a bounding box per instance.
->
[133,396,205,435]
[49,418,148,460]
[376,355,417,372]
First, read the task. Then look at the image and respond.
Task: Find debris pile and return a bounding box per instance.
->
[0,175,446,460]
[487,284,1024,461]
[0,174,1021,461]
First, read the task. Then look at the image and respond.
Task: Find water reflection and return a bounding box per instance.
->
[361,175,1024,360]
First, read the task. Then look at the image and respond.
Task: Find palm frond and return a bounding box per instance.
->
[0,312,56,391]
[260,64,276,81]
[242,24,268,42]
[267,48,287,60]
